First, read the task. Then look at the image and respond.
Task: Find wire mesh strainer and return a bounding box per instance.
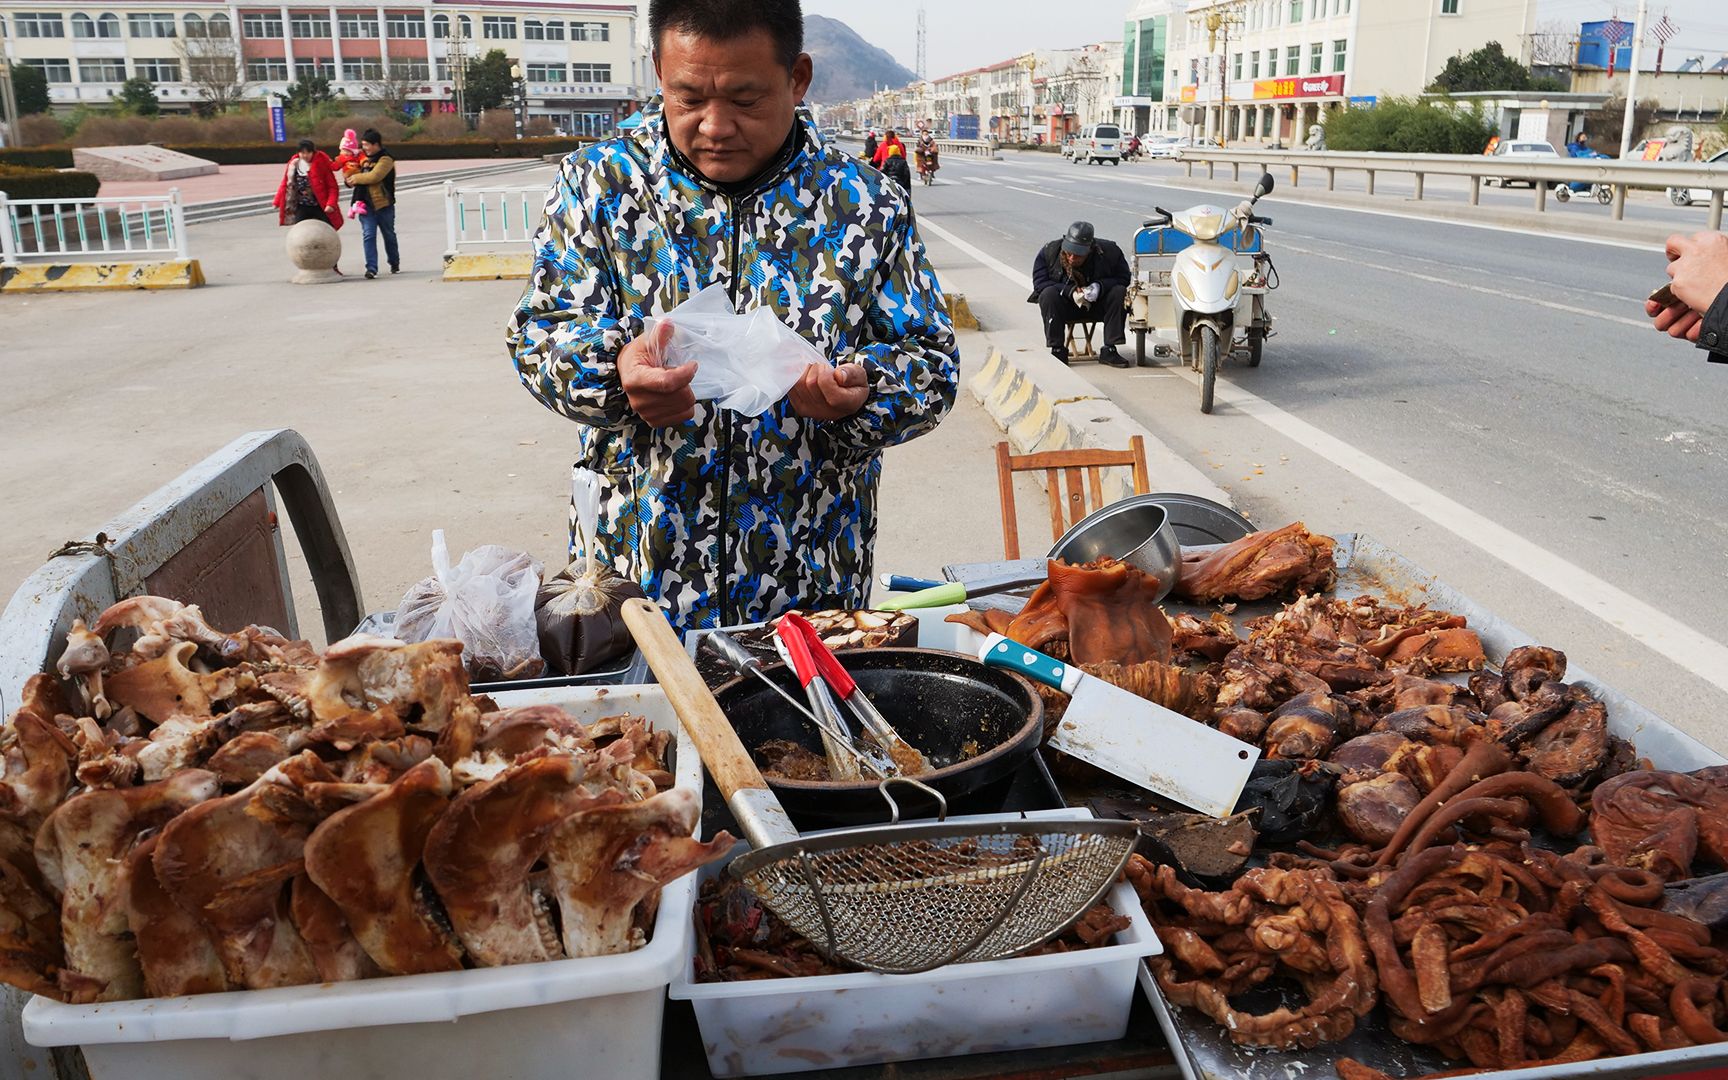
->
[624,599,1141,976]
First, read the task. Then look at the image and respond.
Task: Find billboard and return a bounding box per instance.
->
[1252,74,1345,99]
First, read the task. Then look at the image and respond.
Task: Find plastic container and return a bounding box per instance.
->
[22,685,701,1080]
[669,808,1162,1077]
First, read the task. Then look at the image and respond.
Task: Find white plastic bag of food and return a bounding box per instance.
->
[394,530,545,682]
[641,284,822,416]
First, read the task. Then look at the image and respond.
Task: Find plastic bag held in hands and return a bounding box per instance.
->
[393,530,545,682]
[640,284,823,416]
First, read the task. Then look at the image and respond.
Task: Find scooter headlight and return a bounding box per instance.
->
[1186,213,1226,241]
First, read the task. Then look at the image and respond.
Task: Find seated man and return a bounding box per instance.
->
[1030,221,1132,368]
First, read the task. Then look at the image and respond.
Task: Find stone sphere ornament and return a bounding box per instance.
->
[286,219,343,284]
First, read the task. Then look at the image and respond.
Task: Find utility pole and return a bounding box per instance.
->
[1619,0,1648,157]
[1206,4,1243,145]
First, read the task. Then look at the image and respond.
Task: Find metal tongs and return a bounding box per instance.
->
[780,613,930,776]
[701,630,891,779]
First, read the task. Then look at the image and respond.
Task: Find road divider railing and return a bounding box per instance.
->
[935,139,999,160]
[1175,147,1728,231]
[442,181,544,281]
[0,188,203,291]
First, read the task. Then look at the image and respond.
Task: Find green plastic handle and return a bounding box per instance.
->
[875,581,967,611]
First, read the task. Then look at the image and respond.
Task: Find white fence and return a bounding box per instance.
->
[443,181,546,257]
[1176,148,1728,230]
[0,189,189,266]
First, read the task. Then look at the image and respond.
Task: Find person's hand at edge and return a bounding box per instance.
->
[788,362,868,421]
[618,321,698,426]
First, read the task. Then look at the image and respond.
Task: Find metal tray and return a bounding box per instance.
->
[1137,533,1728,1080]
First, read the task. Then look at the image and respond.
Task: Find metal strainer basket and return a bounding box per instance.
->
[624,599,1140,976]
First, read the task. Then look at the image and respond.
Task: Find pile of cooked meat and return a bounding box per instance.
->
[2,597,731,1004]
[694,873,1132,981]
[940,525,1727,1075]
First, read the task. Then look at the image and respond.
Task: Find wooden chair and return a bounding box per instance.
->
[994,436,1151,559]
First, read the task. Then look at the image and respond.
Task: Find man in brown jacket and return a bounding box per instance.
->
[344,128,399,278]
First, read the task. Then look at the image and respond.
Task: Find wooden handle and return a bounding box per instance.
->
[621,598,772,801]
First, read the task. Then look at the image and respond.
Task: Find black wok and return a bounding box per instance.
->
[712,647,1043,828]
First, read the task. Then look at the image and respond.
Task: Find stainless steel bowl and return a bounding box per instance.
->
[1049,500,1180,600]
[1141,492,1256,546]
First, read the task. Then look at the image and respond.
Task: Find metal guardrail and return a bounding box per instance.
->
[0,189,189,266]
[1176,147,1728,231]
[934,139,998,160]
[443,180,545,257]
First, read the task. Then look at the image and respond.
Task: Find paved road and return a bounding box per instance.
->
[916,150,1728,753]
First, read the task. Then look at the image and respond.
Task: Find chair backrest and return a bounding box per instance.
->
[994,437,1151,559]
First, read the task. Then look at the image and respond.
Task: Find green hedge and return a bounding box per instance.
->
[1324,98,1498,156]
[0,147,76,169]
[0,165,101,200]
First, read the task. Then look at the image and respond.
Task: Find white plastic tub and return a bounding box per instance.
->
[23,685,701,1080]
[669,809,1162,1077]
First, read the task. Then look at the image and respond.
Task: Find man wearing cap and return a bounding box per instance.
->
[1030,222,1133,368]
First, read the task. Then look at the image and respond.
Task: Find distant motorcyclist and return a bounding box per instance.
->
[915,131,939,180]
[1030,221,1132,368]
[862,129,879,162]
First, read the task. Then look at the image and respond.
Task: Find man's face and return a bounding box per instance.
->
[1061,250,1086,270]
[655,27,813,185]
[361,139,379,155]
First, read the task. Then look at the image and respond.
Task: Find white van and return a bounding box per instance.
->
[1073,124,1123,165]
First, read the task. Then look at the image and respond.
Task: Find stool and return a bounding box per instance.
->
[1065,321,1099,360]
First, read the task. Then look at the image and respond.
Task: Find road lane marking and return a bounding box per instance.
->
[1002,184,1058,199]
[1275,240,1651,328]
[966,176,1002,185]
[920,214,1728,696]
[1276,232,1643,304]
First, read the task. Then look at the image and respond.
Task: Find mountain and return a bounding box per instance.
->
[804,15,918,104]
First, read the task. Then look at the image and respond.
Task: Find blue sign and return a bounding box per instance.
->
[269,105,287,143]
[1348,95,1378,107]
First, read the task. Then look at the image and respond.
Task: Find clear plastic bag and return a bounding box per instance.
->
[641,284,822,416]
[394,530,546,682]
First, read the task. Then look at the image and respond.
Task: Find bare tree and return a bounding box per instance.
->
[176,22,248,112]
[1528,20,1576,68]
[363,59,426,120]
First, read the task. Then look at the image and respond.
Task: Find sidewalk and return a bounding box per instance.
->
[94,157,540,205]
[0,168,1055,636]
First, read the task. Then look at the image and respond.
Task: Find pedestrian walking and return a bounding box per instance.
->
[1030,221,1132,367]
[344,129,399,279]
[880,142,912,194]
[862,129,878,162]
[1646,231,1728,363]
[507,0,957,633]
[871,128,905,168]
[273,138,342,229]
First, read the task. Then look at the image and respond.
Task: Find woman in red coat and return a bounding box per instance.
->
[274,138,343,230]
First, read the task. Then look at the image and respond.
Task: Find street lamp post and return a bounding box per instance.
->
[509,62,526,140]
[1205,4,1244,145]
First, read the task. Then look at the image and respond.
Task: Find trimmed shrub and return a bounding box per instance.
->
[313,114,406,146]
[148,115,206,144]
[525,116,555,138]
[19,114,69,148]
[155,137,590,165]
[204,113,272,144]
[1324,97,1497,155]
[476,108,515,140]
[0,165,102,200]
[0,146,75,168]
[419,113,467,140]
[68,116,153,148]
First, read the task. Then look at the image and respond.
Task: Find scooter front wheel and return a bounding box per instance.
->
[1199,325,1220,414]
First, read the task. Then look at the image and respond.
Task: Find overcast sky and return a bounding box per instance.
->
[801,0,1728,81]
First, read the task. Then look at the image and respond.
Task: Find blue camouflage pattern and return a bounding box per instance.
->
[507,97,959,633]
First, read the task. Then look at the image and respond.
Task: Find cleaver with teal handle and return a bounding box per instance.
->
[979,633,1259,818]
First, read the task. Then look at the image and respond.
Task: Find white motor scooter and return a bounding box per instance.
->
[1127,171,1278,414]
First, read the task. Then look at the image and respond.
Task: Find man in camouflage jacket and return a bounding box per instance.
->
[507,0,958,633]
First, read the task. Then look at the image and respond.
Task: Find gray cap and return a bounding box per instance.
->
[1060,221,1095,256]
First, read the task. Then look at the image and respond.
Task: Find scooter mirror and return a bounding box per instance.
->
[1255,172,1276,198]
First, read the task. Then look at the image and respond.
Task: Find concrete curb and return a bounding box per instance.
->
[443,252,532,281]
[946,292,979,330]
[0,259,205,292]
[969,346,1235,508]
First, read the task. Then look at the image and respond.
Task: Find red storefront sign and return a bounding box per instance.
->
[1252,74,1345,99]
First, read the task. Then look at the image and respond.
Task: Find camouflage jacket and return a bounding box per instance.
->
[507,100,959,633]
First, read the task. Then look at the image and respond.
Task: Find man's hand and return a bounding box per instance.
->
[789,362,869,421]
[1072,288,1088,307]
[1646,298,1702,342]
[618,321,698,427]
[1667,231,1728,312]
[324,204,338,215]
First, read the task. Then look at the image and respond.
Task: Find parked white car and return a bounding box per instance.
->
[1144,136,1190,159]
[1670,148,1728,205]
[1073,124,1123,165]
[1484,140,1561,188]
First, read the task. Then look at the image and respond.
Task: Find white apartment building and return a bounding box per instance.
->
[1156,0,1536,144]
[0,0,646,135]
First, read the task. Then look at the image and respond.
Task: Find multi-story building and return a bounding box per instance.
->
[0,0,646,135]
[1118,0,1175,135]
[1157,0,1537,145]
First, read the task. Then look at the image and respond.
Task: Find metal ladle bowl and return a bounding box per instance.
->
[1049,501,1180,600]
